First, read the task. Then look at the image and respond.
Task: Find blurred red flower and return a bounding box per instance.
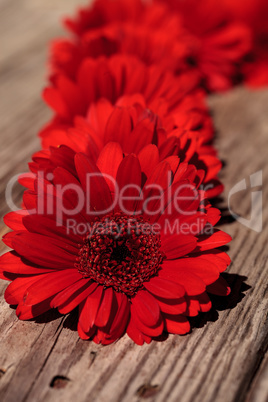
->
[161,0,252,91]
[40,55,224,197]
[51,0,251,92]
[37,95,222,198]
[51,0,188,80]
[223,0,268,87]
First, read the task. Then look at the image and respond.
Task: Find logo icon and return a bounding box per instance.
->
[228,171,263,232]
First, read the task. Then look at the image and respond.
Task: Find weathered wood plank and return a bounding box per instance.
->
[247,353,268,402]
[0,1,267,402]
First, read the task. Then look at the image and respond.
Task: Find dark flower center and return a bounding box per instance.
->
[76,213,164,296]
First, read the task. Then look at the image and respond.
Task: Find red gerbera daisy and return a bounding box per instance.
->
[64,0,145,37]
[40,55,219,192]
[37,97,222,198]
[42,54,205,136]
[51,22,188,82]
[157,0,252,91]
[51,1,188,81]
[223,0,268,87]
[1,146,231,345]
[53,0,251,92]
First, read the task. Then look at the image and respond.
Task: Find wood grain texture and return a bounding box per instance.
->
[0,1,267,402]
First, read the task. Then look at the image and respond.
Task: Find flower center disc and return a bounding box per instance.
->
[77,213,164,296]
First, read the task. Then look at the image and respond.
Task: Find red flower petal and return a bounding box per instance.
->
[196,292,212,313]
[185,296,201,317]
[52,166,89,224]
[18,172,36,191]
[141,161,172,217]
[153,296,187,315]
[127,317,146,345]
[16,296,54,320]
[103,106,133,146]
[77,316,96,340]
[144,276,185,299]
[131,306,164,337]
[0,251,53,276]
[94,287,115,328]
[116,154,142,213]
[196,230,232,251]
[164,314,190,335]
[160,261,207,295]
[51,280,96,314]
[43,87,69,119]
[22,214,81,245]
[75,153,113,213]
[79,285,103,333]
[124,118,155,155]
[23,269,82,305]
[132,290,160,327]
[11,232,77,268]
[4,211,28,231]
[2,231,20,248]
[161,234,197,259]
[138,144,159,178]
[106,292,130,340]
[159,136,180,160]
[5,276,43,305]
[192,250,231,273]
[172,257,220,285]
[96,142,123,191]
[87,99,114,138]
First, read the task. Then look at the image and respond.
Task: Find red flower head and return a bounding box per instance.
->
[157,0,252,91]
[51,0,188,81]
[222,0,268,87]
[1,144,231,345]
[64,0,145,36]
[40,55,223,197]
[43,55,204,134]
[38,94,222,198]
[51,23,187,79]
[52,0,251,92]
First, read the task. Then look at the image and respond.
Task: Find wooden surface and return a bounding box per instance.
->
[0,1,267,401]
